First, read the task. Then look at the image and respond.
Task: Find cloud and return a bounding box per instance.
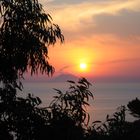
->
[44,0,113,5]
[57,65,70,73]
[46,0,140,24]
[97,58,140,65]
[40,0,140,80]
[39,0,54,5]
[43,0,140,40]
[84,10,140,38]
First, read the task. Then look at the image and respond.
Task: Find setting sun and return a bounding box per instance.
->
[80,63,87,70]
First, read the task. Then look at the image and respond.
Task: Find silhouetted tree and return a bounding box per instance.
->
[0,0,64,139]
[48,78,94,140]
[87,106,127,140]
[0,78,93,140]
[0,0,64,87]
[127,98,140,118]
[0,2,94,139]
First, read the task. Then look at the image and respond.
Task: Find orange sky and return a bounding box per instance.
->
[38,0,140,81]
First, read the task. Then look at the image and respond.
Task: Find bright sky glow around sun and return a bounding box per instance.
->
[80,63,87,70]
[39,0,140,81]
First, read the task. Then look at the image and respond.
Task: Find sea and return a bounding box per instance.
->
[22,81,140,124]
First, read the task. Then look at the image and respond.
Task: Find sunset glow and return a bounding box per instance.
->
[41,0,140,81]
[80,63,87,70]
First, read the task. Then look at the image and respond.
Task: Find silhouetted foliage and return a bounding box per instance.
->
[0,78,93,140]
[86,103,140,140]
[50,78,93,126]
[0,0,64,86]
[87,106,127,140]
[127,98,140,118]
[0,1,140,140]
[47,78,94,140]
[0,0,65,139]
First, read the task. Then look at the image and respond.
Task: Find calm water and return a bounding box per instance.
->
[22,81,140,123]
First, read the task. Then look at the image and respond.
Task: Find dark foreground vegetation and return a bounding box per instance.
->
[0,78,140,140]
[0,0,140,140]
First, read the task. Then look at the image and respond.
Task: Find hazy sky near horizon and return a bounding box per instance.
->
[39,0,140,80]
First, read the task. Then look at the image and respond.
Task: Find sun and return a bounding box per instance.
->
[80,63,87,70]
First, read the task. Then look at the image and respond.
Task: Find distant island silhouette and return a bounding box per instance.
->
[47,74,78,82]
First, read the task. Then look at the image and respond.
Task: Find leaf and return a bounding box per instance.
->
[103,123,108,131]
[92,120,102,124]
[53,88,62,94]
[36,97,42,104]
[67,80,75,84]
